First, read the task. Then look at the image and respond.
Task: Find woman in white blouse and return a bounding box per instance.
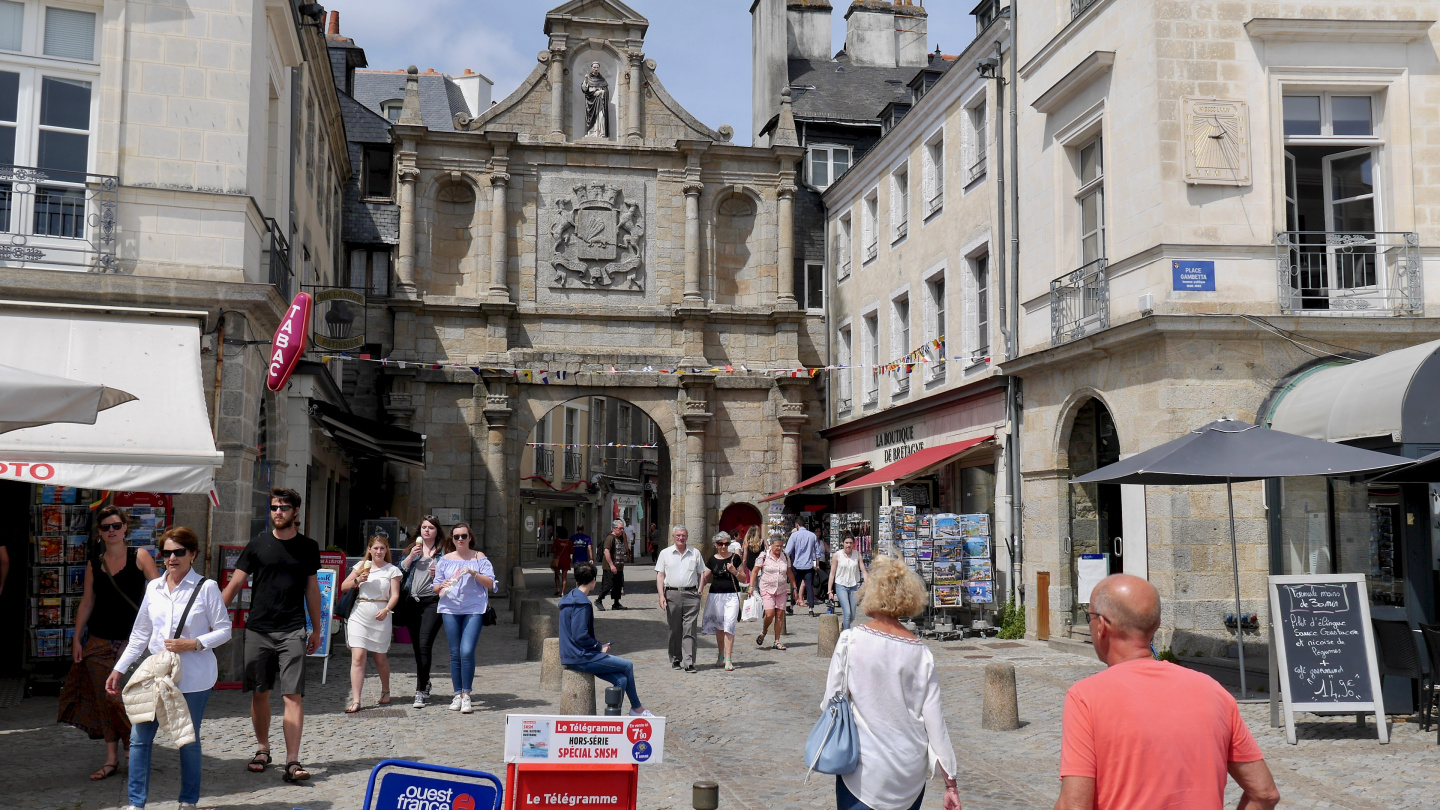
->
[827,533,868,630]
[106,527,231,810]
[821,555,960,810]
[340,533,402,712]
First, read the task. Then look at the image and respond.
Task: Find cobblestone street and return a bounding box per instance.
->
[3,569,1437,810]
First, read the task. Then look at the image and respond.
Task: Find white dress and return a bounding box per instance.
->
[346,562,400,653]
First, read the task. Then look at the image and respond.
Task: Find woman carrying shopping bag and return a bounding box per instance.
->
[106,527,231,810]
[700,536,748,671]
[752,536,797,650]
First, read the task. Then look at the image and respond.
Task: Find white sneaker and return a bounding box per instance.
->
[413,690,428,708]
[460,693,473,714]
[629,708,654,717]
[449,694,463,711]
[179,804,197,810]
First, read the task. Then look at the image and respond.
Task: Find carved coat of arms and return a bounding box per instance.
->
[549,182,645,290]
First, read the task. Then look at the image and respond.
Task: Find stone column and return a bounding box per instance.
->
[681,392,712,538]
[683,181,703,304]
[395,159,419,295]
[776,378,807,489]
[776,177,797,309]
[626,51,644,143]
[547,42,566,140]
[488,149,511,301]
[483,387,514,568]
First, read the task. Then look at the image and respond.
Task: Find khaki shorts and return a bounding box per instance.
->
[242,628,308,696]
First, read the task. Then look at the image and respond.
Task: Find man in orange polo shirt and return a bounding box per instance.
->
[1055,574,1280,810]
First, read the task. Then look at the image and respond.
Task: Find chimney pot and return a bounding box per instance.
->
[326,10,339,35]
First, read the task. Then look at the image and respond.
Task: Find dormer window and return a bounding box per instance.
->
[972,0,1000,34]
[381,99,402,122]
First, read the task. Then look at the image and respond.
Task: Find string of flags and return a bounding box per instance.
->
[527,441,662,450]
[318,336,971,383]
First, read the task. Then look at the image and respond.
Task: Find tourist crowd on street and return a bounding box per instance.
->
[58,500,1282,810]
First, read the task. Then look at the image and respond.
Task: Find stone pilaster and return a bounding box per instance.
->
[626,51,644,144]
[776,378,808,488]
[483,383,514,566]
[487,135,514,302]
[547,41,566,141]
[682,181,703,303]
[776,176,797,309]
[680,383,712,539]
[394,157,419,296]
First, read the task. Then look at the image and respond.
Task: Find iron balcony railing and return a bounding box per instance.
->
[1276,231,1422,316]
[562,450,583,480]
[893,220,908,242]
[839,256,851,279]
[836,396,852,415]
[1071,0,1100,18]
[968,152,987,184]
[1051,257,1109,347]
[927,358,947,382]
[864,240,878,263]
[863,381,879,407]
[925,190,943,217]
[533,447,554,478]
[264,217,293,300]
[0,164,117,272]
[892,374,910,395]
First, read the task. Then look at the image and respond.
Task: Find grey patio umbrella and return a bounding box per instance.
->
[1071,419,1406,695]
[1368,448,1440,483]
[0,363,137,434]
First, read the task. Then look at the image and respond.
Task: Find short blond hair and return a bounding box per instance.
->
[859,555,927,619]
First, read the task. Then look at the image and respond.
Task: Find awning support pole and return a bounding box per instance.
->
[1227,478,1248,697]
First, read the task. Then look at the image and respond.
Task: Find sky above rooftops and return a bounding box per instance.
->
[329,0,974,146]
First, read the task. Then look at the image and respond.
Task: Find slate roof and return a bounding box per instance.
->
[340,92,390,144]
[352,70,472,133]
[787,54,925,125]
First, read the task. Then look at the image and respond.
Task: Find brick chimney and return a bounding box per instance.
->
[845,0,896,67]
[326,10,339,35]
[893,1,928,67]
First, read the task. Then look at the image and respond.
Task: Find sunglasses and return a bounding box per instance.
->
[99,522,125,531]
[159,547,190,558]
[453,533,471,540]
[269,504,296,512]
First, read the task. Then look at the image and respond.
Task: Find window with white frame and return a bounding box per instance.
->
[924,274,946,381]
[1076,136,1105,266]
[381,99,403,122]
[967,100,987,184]
[794,261,824,310]
[863,312,880,406]
[862,190,878,263]
[891,294,911,395]
[890,163,909,242]
[837,324,853,413]
[971,253,990,361]
[836,212,853,280]
[808,143,851,189]
[922,130,944,217]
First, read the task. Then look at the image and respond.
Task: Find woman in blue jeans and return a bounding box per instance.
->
[558,563,653,716]
[433,522,495,714]
[826,534,867,630]
[106,527,231,810]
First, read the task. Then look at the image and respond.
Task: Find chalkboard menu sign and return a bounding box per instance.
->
[1268,574,1388,745]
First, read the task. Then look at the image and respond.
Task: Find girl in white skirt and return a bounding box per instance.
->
[700,539,748,671]
[341,533,401,712]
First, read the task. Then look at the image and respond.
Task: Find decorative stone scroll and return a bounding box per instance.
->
[548,181,646,290]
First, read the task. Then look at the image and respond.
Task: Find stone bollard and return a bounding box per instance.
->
[511,565,526,591]
[518,598,545,639]
[527,613,556,662]
[540,637,563,691]
[817,613,841,657]
[981,662,1021,731]
[692,780,719,810]
[560,668,596,715]
[509,586,528,619]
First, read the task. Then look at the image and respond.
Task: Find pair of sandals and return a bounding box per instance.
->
[344,691,391,714]
[754,633,787,651]
[247,750,310,783]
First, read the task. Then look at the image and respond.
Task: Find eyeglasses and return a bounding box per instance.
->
[269,504,295,512]
[159,547,189,558]
[453,533,470,540]
[1086,611,1109,624]
[99,522,125,531]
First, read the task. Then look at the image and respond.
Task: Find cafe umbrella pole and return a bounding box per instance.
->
[1227,478,1247,698]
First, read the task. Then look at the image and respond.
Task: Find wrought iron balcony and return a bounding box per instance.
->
[839,256,852,280]
[614,457,640,479]
[968,153,987,184]
[263,217,293,300]
[1276,231,1422,316]
[864,240,878,263]
[562,450,583,480]
[1071,0,1100,17]
[0,164,117,272]
[1050,257,1109,347]
[892,374,910,395]
[925,190,943,217]
[532,447,554,478]
[926,358,947,382]
[893,220,908,243]
[836,396,852,415]
[863,384,879,407]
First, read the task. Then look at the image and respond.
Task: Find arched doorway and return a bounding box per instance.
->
[1066,398,1121,637]
[518,395,671,567]
[718,502,762,551]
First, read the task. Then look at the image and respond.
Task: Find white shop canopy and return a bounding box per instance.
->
[1267,338,1440,444]
[0,301,223,494]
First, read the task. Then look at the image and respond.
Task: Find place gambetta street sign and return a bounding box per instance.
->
[503,714,665,810]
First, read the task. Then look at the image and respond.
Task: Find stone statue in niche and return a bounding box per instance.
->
[581,62,610,139]
[550,181,644,290]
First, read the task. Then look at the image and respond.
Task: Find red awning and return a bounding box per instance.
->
[834,436,996,493]
[759,461,871,503]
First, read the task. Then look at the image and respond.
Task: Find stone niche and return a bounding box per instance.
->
[570,47,621,142]
[536,168,655,306]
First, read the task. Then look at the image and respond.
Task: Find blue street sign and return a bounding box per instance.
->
[1172,260,1216,291]
[363,759,503,810]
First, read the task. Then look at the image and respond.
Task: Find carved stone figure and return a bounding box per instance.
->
[581,62,610,139]
[549,182,644,290]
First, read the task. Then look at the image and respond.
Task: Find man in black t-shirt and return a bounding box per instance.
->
[221,487,322,783]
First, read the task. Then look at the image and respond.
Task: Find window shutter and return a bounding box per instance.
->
[961,260,978,360]
[44,7,96,61]
[0,1,23,51]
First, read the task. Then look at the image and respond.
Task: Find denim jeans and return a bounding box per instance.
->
[569,654,641,710]
[835,775,923,810]
[442,612,484,693]
[835,583,860,630]
[128,689,210,807]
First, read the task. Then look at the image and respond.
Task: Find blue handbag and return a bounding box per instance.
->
[805,635,859,780]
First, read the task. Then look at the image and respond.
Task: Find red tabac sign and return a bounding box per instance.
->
[266,292,311,391]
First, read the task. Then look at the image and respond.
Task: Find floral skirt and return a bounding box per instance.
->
[57,637,130,742]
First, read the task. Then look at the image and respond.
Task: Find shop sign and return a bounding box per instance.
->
[266,292,311,392]
[310,287,366,351]
[509,764,637,810]
[363,759,503,810]
[1172,259,1216,291]
[305,569,336,658]
[875,424,925,464]
[503,715,665,765]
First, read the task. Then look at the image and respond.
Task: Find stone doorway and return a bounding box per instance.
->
[1065,398,1121,640]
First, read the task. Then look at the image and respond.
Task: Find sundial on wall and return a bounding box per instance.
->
[1183,98,1251,186]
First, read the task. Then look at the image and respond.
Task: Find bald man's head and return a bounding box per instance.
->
[1091,574,1161,642]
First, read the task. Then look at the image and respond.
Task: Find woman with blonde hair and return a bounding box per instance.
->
[340,532,401,712]
[742,526,765,570]
[820,555,960,810]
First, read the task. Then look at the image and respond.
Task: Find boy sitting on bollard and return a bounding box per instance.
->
[558,563,653,717]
